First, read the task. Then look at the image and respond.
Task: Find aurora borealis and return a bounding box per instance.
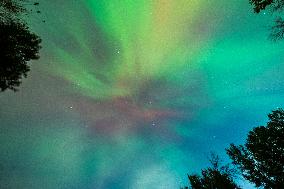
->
[1,0,284,188]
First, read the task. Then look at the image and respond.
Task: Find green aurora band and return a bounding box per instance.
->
[1,0,284,189]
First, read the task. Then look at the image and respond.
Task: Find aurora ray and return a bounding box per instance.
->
[0,0,284,189]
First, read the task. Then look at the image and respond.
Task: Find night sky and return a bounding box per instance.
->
[1,0,284,188]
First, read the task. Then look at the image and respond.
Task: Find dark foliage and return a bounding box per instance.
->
[185,154,241,189]
[0,0,41,91]
[1,0,26,20]
[250,0,275,13]
[0,0,39,15]
[0,0,25,14]
[250,0,284,12]
[269,17,284,40]
[227,109,284,189]
[249,0,284,40]
[0,20,41,91]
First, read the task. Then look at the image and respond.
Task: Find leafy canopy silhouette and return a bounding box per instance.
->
[0,0,41,91]
[0,0,40,16]
[0,20,41,91]
[183,154,241,189]
[250,0,284,40]
[227,109,284,189]
[250,0,275,13]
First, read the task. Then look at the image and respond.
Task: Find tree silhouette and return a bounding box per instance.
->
[0,0,41,91]
[250,0,276,13]
[227,109,284,189]
[184,154,241,189]
[249,0,284,40]
[0,20,41,91]
[0,0,39,16]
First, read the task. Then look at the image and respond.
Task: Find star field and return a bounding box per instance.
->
[0,0,284,189]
